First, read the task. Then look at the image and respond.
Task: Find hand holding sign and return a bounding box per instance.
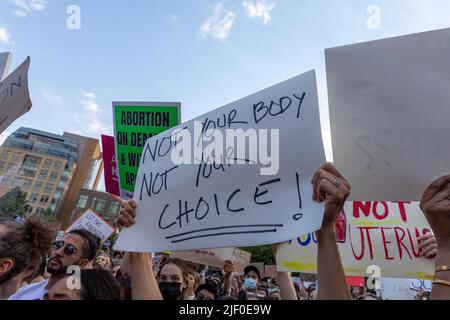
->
[420,175,450,249]
[418,233,437,259]
[223,260,235,277]
[113,194,137,228]
[312,163,351,229]
[420,176,450,300]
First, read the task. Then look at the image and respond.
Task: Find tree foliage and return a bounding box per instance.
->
[0,187,28,218]
[243,245,276,265]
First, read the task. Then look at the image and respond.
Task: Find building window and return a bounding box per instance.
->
[77,195,89,209]
[40,196,49,204]
[19,168,36,177]
[23,155,42,168]
[108,201,120,214]
[54,161,62,169]
[13,177,23,188]
[23,179,33,190]
[0,161,5,170]
[29,193,39,204]
[44,159,52,167]
[0,176,12,185]
[28,206,34,214]
[12,153,21,162]
[39,170,48,180]
[44,183,54,194]
[49,172,58,181]
[93,198,106,212]
[33,182,42,192]
[7,163,17,173]
[1,151,9,160]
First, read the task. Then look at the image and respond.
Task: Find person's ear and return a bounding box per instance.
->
[0,258,14,277]
[77,259,90,269]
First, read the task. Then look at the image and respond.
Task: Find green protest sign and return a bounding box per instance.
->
[112,102,181,199]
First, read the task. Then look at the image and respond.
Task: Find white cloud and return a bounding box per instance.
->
[243,0,276,24]
[200,2,236,42]
[81,91,101,113]
[29,0,47,11]
[82,100,100,113]
[9,0,47,18]
[0,28,11,44]
[42,88,62,103]
[9,0,31,12]
[13,10,28,18]
[82,91,96,100]
[85,118,109,134]
[73,91,111,136]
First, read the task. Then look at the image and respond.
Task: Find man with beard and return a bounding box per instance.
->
[8,229,100,300]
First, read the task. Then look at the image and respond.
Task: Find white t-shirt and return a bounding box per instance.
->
[8,280,49,300]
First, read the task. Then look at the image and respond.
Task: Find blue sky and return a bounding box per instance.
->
[1,0,450,191]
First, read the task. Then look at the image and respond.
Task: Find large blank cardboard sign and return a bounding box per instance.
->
[115,70,326,252]
[326,28,450,201]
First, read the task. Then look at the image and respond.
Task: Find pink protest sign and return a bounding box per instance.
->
[101,135,120,196]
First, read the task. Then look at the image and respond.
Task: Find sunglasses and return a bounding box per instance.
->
[52,240,78,256]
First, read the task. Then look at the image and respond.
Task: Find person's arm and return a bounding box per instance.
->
[419,175,450,300]
[276,272,297,300]
[223,260,234,294]
[129,252,162,300]
[271,244,297,300]
[312,163,352,300]
[116,198,162,300]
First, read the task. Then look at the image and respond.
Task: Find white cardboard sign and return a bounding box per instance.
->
[0,56,32,135]
[115,70,326,252]
[66,209,115,243]
[326,28,450,201]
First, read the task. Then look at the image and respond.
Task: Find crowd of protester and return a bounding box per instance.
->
[1,163,449,300]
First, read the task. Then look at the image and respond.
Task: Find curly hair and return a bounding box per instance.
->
[0,217,53,284]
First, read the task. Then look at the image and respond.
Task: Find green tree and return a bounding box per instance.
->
[243,245,275,265]
[108,231,119,250]
[0,187,28,218]
[38,207,57,223]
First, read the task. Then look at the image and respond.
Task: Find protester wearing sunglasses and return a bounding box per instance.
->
[8,229,101,300]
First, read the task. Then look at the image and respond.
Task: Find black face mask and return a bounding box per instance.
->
[159,282,182,301]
